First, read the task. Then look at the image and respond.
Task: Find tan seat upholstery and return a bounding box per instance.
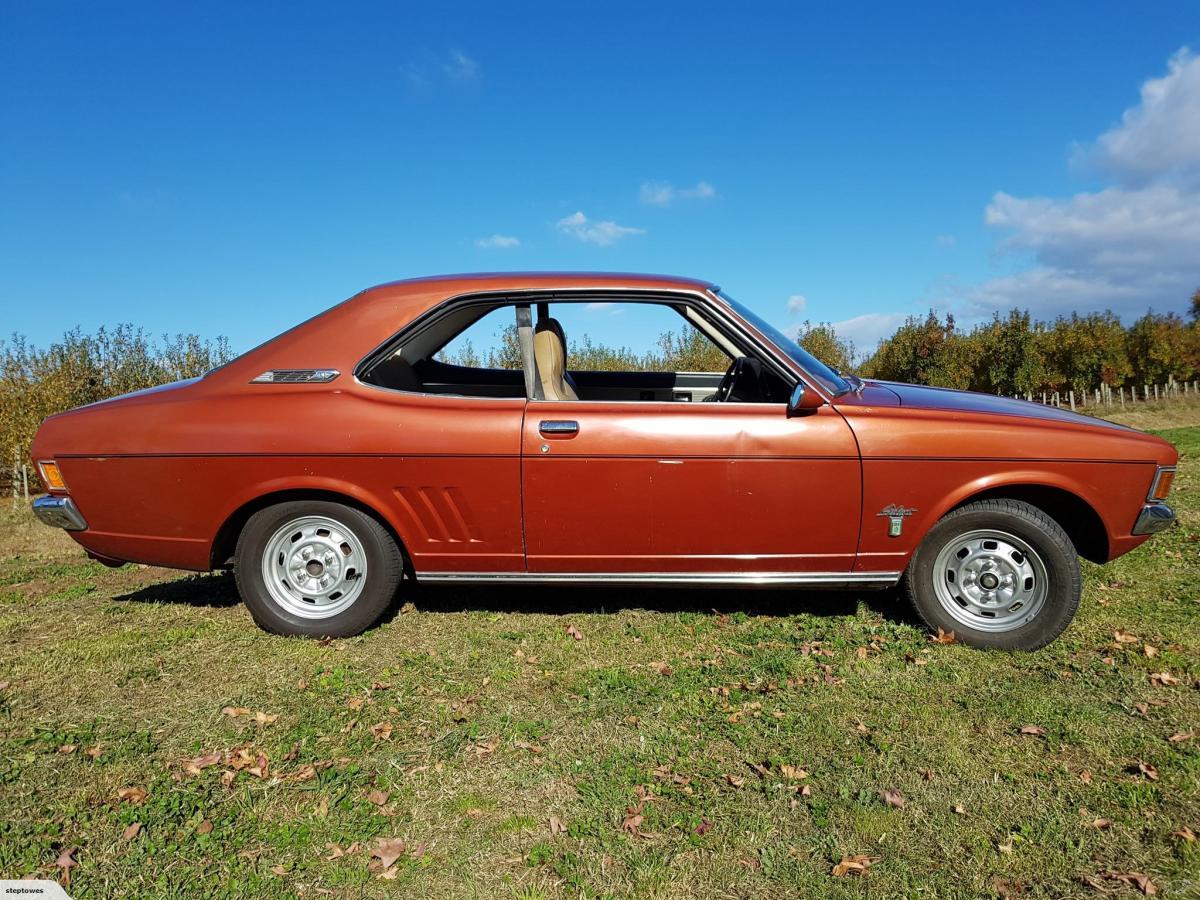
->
[534,319,578,401]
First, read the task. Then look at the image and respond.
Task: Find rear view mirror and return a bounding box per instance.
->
[786,382,824,417]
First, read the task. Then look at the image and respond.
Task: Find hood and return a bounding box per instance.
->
[872,380,1129,431]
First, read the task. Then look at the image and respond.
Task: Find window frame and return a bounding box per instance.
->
[354,288,808,403]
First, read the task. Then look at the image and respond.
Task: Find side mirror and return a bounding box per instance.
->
[786,382,824,417]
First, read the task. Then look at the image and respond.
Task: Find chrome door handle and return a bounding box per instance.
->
[539,420,579,435]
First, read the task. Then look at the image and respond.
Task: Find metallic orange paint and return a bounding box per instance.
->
[29,273,1178,583]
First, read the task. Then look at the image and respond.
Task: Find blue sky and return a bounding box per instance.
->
[2,1,1198,358]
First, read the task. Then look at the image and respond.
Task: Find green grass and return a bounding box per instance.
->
[0,417,1197,897]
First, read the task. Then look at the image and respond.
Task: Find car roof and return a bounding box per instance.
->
[357,271,717,300]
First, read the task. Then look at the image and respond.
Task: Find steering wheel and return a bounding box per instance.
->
[709,356,749,402]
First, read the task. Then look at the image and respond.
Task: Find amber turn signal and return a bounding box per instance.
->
[38,460,67,491]
[1149,468,1175,502]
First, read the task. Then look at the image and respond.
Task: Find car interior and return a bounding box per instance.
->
[358,298,793,404]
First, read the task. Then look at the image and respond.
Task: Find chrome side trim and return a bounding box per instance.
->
[251,369,340,384]
[1132,503,1175,535]
[32,494,88,531]
[417,571,900,588]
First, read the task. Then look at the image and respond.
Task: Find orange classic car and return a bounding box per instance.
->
[30,273,1178,649]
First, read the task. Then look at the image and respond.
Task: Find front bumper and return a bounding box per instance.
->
[32,494,88,531]
[1132,502,1175,536]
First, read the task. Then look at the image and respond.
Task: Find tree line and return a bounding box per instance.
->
[3,292,1198,482]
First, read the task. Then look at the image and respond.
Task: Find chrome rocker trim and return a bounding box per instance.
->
[418,571,901,588]
[1132,503,1175,536]
[32,494,88,531]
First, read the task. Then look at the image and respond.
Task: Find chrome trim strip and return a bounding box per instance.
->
[251,369,340,384]
[31,494,88,531]
[1132,502,1175,535]
[1147,466,1176,501]
[417,571,900,587]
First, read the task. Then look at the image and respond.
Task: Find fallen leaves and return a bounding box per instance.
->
[371,837,408,871]
[367,790,390,807]
[565,624,584,641]
[1135,761,1159,781]
[1019,725,1047,737]
[1168,730,1195,743]
[55,846,79,886]
[649,661,673,676]
[116,786,148,805]
[548,816,567,835]
[197,819,213,835]
[84,745,102,761]
[725,774,745,788]
[370,721,393,742]
[931,627,957,645]
[695,817,713,836]
[1149,672,1180,687]
[121,822,142,841]
[1113,628,1139,644]
[183,752,222,776]
[879,788,905,809]
[1095,871,1158,896]
[1080,770,1094,784]
[831,854,877,877]
[58,744,76,754]
[1090,817,1114,830]
[1173,826,1196,843]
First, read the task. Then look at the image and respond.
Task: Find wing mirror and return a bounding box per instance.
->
[786,382,825,417]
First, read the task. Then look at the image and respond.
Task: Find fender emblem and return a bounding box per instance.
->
[877,504,916,538]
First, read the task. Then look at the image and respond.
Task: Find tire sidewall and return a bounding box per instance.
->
[908,504,1080,650]
[235,501,401,637]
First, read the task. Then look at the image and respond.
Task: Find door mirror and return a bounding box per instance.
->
[786,382,824,417]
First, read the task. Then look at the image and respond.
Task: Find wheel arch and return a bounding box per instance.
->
[944,483,1109,564]
[210,486,412,573]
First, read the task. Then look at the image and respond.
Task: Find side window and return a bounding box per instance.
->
[436,306,522,370]
[547,302,730,373]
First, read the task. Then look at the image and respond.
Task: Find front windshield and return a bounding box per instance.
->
[716,291,851,396]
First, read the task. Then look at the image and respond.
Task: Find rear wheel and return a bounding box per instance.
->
[234,500,403,637]
[902,499,1080,650]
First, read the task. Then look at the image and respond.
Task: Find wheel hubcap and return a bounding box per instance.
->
[931,528,1048,633]
[261,515,368,619]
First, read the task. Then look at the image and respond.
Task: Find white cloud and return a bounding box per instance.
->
[556,211,645,246]
[829,312,909,352]
[475,234,520,249]
[639,180,715,206]
[786,294,807,314]
[964,48,1200,319]
[444,49,479,81]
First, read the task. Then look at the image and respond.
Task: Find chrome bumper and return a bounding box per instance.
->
[1132,502,1174,536]
[31,494,88,531]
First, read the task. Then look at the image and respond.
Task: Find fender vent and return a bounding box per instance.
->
[251,369,340,384]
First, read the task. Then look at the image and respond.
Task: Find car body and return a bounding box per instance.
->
[30,273,1178,647]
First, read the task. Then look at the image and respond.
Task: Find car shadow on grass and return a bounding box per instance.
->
[401,582,920,626]
[113,571,241,608]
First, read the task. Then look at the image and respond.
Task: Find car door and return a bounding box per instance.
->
[520,397,861,574]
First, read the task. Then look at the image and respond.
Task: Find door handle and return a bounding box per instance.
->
[539,420,579,435]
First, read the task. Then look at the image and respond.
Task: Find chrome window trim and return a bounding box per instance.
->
[417,570,899,587]
[1147,466,1176,501]
[352,286,819,403]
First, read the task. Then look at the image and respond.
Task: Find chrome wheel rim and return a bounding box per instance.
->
[931,528,1048,633]
[261,515,368,619]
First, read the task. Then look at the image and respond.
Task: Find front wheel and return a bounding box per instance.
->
[234,500,404,637]
[902,499,1081,650]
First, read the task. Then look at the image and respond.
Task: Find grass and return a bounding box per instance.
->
[0,411,1197,898]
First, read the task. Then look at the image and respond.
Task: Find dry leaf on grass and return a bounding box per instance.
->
[952,804,967,815]
[650,661,673,676]
[1143,644,1159,658]
[725,774,745,788]
[371,837,408,870]
[879,789,905,808]
[197,820,213,835]
[122,822,142,841]
[1107,872,1158,895]
[254,711,278,725]
[1080,770,1093,784]
[1149,672,1180,686]
[368,790,390,806]
[1113,629,1138,644]
[183,752,222,776]
[566,624,584,641]
[1168,731,1195,743]
[84,746,102,761]
[222,706,251,718]
[55,847,78,886]
[549,816,567,835]
[779,764,808,781]
[370,722,393,742]
[58,744,76,754]
[931,627,956,644]
[1136,761,1159,781]
[1172,826,1195,842]
[117,787,147,805]
[831,854,877,877]
[695,817,713,836]
[1090,817,1114,830]
[1019,725,1047,736]
[514,739,544,754]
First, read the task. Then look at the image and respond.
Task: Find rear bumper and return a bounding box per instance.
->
[32,494,88,531]
[1131,502,1175,536]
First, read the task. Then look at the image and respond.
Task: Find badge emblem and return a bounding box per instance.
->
[877,504,916,537]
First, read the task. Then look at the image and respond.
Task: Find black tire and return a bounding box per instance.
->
[234,500,403,637]
[901,499,1081,650]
